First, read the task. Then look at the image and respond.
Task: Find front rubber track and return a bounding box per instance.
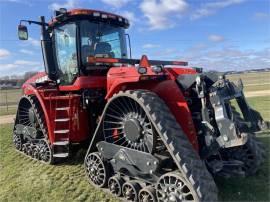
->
[110,90,218,202]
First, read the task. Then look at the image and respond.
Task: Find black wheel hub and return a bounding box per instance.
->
[124,118,142,142]
[103,96,156,153]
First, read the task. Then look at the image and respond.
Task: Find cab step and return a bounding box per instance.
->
[54,129,69,134]
[55,118,70,122]
[56,107,70,111]
[53,141,69,146]
[53,153,69,158]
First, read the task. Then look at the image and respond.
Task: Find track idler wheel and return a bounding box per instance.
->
[156,172,198,202]
[85,152,109,188]
[108,176,124,197]
[122,181,141,201]
[139,186,157,202]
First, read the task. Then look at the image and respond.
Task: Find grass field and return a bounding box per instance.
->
[0,124,119,202]
[0,89,21,116]
[0,124,269,201]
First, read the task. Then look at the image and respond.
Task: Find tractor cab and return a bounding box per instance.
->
[18,9,130,85]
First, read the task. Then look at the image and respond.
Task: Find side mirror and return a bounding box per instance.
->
[18,25,28,40]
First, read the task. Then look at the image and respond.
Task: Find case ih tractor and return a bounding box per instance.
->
[14,8,267,202]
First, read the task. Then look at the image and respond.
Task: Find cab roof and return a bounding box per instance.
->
[49,8,130,28]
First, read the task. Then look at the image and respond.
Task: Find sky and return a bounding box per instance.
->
[0,0,269,76]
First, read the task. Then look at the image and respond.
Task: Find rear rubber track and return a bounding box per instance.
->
[13,95,54,164]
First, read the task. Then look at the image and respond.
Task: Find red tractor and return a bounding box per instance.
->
[14,8,267,202]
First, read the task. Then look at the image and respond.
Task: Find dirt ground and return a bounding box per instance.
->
[244,90,270,98]
[0,115,15,124]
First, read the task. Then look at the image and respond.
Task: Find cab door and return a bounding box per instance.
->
[54,23,78,85]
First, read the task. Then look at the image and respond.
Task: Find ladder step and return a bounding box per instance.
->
[55,118,70,122]
[54,130,69,134]
[53,141,69,146]
[53,153,69,158]
[56,107,70,111]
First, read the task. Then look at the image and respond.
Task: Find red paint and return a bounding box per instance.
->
[21,55,199,151]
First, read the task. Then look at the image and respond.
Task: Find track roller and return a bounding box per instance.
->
[122,181,141,201]
[108,176,124,197]
[139,186,157,202]
[156,172,198,202]
[85,152,109,188]
[13,133,23,151]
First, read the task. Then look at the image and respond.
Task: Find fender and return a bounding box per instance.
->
[106,67,141,99]
[105,68,199,151]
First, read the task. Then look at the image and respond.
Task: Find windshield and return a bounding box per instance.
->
[80,20,128,66]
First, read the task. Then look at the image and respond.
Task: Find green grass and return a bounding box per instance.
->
[0,89,22,106]
[0,124,269,201]
[0,124,119,202]
[227,72,270,85]
[217,134,270,201]
[0,89,21,116]
[247,96,270,120]
[231,96,270,121]
[0,105,17,116]
[227,72,270,92]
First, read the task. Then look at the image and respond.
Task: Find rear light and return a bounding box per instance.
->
[138,67,147,74]
[101,14,108,18]
[93,12,100,17]
[151,65,163,73]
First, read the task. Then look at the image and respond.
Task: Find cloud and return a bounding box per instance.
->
[0,60,42,75]
[20,37,40,47]
[0,49,11,59]
[191,0,245,20]
[48,0,78,11]
[1,0,32,6]
[120,11,137,26]
[101,0,130,8]
[19,49,34,55]
[254,12,270,20]
[208,34,225,42]
[142,43,160,49]
[140,0,188,30]
[180,45,270,71]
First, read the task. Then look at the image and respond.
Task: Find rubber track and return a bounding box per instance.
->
[110,90,218,202]
[14,95,53,164]
[227,133,266,176]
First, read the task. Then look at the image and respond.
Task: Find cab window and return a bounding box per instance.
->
[54,23,78,85]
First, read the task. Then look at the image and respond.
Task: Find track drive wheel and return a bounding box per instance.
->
[108,176,124,197]
[122,181,141,201]
[85,152,109,188]
[156,172,198,202]
[223,133,265,176]
[139,186,157,202]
